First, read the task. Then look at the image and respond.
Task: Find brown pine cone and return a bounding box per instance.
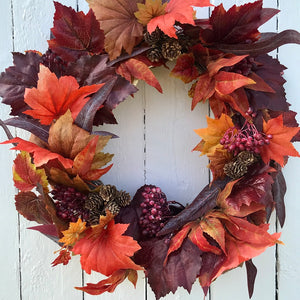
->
[147,47,163,62]
[161,39,182,61]
[144,28,162,45]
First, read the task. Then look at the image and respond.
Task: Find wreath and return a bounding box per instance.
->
[0,0,300,298]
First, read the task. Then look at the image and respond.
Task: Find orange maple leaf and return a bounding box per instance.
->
[59,218,87,247]
[87,0,143,59]
[76,269,137,295]
[72,212,142,276]
[194,114,234,155]
[147,0,213,38]
[213,215,282,280]
[117,58,162,93]
[135,0,167,26]
[260,115,300,166]
[24,65,103,125]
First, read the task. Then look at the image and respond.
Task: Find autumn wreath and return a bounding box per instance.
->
[1,0,300,298]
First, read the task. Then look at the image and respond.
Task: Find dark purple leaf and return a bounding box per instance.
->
[246,54,289,112]
[198,251,226,294]
[271,170,286,227]
[0,52,42,115]
[157,179,229,236]
[0,118,15,143]
[246,259,257,298]
[75,78,117,132]
[215,30,300,56]
[93,106,117,125]
[134,237,202,299]
[5,117,50,143]
[92,130,119,139]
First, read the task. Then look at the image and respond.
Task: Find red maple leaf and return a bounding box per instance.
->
[72,212,142,276]
[13,151,48,192]
[117,58,162,93]
[23,65,103,125]
[76,269,137,295]
[51,249,71,266]
[148,0,213,38]
[260,115,300,166]
[48,2,105,61]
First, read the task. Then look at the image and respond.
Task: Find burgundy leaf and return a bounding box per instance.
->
[28,224,60,244]
[245,259,257,299]
[134,237,202,299]
[200,1,278,44]
[246,54,288,112]
[93,106,118,125]
[226,171,274,211]
[48,2,104,61]
[0,52,42,115]
[271,170,286,227]
[158,179,229,236]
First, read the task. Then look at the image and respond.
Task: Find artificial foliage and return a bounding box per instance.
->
[0,0,300,298]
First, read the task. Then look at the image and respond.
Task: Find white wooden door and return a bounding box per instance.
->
[0,0,299,299]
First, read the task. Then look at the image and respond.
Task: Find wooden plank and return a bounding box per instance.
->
[277,1,300,299]
[11,1,82,300]
[0,1,20,299]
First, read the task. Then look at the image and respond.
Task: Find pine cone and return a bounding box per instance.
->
[147,47,163,62]
[161,39,182,61]
[115,190,131,207]
[105,201,121,215]
[98,184,118,205]
[144,28,162,45]
[236,151,258,165]
[224,160,248,179]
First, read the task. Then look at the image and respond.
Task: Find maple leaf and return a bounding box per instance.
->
[246,55,288,112]
[147,0,213,38]
[134,237,202,299]
[76,269,137,295]
[2,137,74,169]
[87,0,144,60]
[48,2,105,61]
[135,0,167,26]
[72,212,142,276]
[13,151,48,192]
[200,1,279,44]
[59,218,87,247]
[15,191,53,225]
[117,58,162,93]
[170,53,200,83]
[0,52,42,115]
[213,216,281,280]
[194,114,234,155]
[70,135,113,181]
[23,65,103,125]
[260,115,300,166]
[51,249,71,266]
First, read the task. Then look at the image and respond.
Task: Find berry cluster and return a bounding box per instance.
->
[139,185,170,237]
[222,56,257,77]
[51,185,89,223]
[220,121,272,156]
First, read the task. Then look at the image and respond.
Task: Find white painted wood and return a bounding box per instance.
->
[0,0,299,300]
[0,2,20,299]
[277,1,300,299]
